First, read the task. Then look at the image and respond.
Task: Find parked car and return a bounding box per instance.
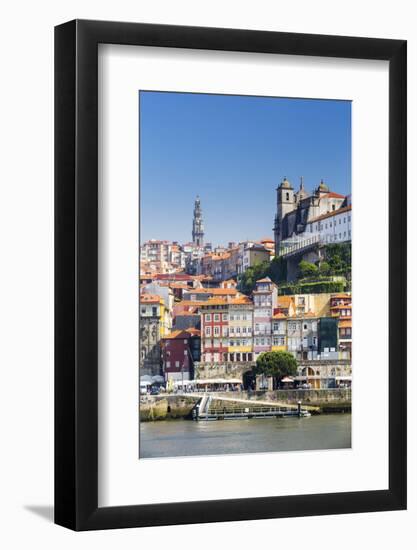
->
[150,386,160,395]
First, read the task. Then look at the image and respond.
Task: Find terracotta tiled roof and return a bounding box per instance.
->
[277,296,294,307]
[326,191,346,199]
[169,283,190,289]
[175,300,206,307]
[256,277,272,283]
[140,294,162,304]
[272,313,287,319]
[210,288,238,296]
[185,328,201,336]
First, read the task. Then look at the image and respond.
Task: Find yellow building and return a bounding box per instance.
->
[271,312,287,351]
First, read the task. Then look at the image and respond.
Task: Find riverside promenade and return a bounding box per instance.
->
[139,388,351,421]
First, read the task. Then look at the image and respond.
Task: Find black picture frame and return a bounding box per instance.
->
[55,19,407,531]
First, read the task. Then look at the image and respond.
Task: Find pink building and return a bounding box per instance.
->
[252,277,278,358]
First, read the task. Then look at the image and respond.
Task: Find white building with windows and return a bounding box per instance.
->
[306,205,351,245]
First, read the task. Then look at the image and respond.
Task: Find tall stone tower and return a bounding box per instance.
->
[192,195,204,247]
[273,177,295,253]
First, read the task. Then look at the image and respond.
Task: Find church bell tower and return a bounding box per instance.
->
[192,196,204,247]
[274,177,295,253]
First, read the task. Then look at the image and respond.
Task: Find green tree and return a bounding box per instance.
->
[319,261,331,276]
[237,260,269,294]
[268,256,287,283]
[298,260,319,279]
[324,243,351,275]
[254,351,298,388]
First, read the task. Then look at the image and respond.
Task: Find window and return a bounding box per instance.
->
[175,361,179,368]
[141,308,146,314]
[230,315,234,321]
[205,313,211,322]
[223,314,228,321]
[286,192,289,201]
[332,204,336,211]
[236,327,241,333]
[152,307,157,316]
[339,219,341,224]
[213,314,220,321]
[214,326,220,336]
[304,324,308,330]
[166,361,170,368]
[205,327,211,337]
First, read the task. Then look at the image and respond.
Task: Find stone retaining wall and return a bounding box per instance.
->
[139,395,199,421]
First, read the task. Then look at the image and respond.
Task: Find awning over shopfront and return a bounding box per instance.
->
[174,378,241,386]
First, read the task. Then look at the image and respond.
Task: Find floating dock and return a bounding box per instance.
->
[193,395,311,421]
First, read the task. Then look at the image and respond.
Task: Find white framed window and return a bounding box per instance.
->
[205,313,211,322]
[214,326,220,336]
[213,314,220,321]
[205,327,211,337]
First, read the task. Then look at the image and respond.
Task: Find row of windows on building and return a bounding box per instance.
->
[141,306,159,316]
[202,336,320,348]
[322,230,351,242]
[204,327,254,337]
[204,327,252,338]
[253,299,272,307]
[203,322,321,336]
[204,352,254,363]
[203,313,253,322]
[311,214,351,233]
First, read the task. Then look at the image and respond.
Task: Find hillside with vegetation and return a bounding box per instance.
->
[238,242,351,295]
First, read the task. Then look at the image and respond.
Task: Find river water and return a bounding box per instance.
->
[139,414,351,458]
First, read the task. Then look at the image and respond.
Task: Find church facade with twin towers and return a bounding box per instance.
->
[273,176,351,255]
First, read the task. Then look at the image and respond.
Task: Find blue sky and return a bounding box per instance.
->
[140,91,351,246]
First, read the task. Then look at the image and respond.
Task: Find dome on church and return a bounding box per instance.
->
[279,177,293,189]
[316,179,329,193]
